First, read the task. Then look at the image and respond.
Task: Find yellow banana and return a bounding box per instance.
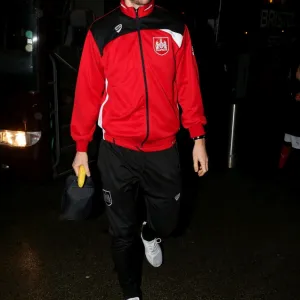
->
[77,165,86,188]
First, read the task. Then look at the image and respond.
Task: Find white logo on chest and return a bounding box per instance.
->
[153,37,169,56]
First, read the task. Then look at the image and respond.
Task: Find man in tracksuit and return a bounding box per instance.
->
[71,0,208,299]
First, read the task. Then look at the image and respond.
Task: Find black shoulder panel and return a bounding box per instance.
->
[90,8,135,56]
[90,6,185,55]
[140,6,185,35]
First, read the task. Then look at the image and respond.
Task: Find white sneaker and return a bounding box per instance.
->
[127,298,140,300]
[141,222,162,267]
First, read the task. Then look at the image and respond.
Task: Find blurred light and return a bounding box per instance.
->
[269,0,273,3]
[25,30,33,39]
[0,130,41,147]
[245,31,248,35]
[282,29,285,33]
[32,36,38,42]
[4,131,26,147]
[25,44,33,52]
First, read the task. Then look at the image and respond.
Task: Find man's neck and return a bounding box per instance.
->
[124,0,143,9]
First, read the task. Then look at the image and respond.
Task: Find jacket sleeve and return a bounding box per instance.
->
[175,25,207,138]
[71,30,105,152]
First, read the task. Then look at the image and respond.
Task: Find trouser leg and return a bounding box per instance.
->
[98,141,143,299]
[141,145,181,238]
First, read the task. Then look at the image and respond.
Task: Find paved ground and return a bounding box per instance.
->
[0,168,299,300]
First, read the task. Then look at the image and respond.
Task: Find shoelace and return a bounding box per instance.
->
[148,238,162,252]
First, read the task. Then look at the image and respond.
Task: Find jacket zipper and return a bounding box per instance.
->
[135,8,149,147]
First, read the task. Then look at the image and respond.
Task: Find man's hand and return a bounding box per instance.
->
[193,139,208,177]
[72,152,91,177]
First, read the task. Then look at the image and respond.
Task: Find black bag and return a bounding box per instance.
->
[60,175,95,220]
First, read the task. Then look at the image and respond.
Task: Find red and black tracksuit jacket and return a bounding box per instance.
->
[71,0,207,152]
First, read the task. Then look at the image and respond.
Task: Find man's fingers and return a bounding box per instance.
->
[193,153,209,176]
[198,169,207,177]
[84,164,91,177]
[198,168,206,176]
[73,164,90,177]
[198,170,204,176]
[197,159,208,177]
[73,165,79,177]
[193,156,199,172]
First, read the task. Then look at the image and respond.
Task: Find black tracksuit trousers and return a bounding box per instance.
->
[98,140,181,299]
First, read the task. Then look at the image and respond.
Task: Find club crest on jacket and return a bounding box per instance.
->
[153,37,169,56]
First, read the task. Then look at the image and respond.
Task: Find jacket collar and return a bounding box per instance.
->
[120,0,154,18]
